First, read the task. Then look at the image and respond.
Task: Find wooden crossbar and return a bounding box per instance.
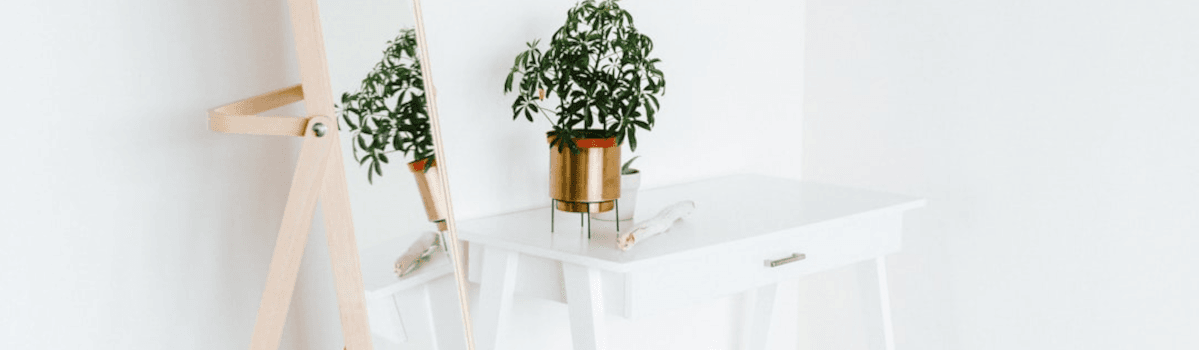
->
[210,0,375,349]
[212,0,476,349]
[209,84,309,136]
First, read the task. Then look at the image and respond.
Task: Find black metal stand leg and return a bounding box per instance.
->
[615,200,620,232]
[551,199,556,233]
[586,211,592,239]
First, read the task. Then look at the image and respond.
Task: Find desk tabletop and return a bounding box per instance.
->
[456,174,924,272]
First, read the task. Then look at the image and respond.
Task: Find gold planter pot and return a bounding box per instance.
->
[409,157,449,231]
[548,131,621,213]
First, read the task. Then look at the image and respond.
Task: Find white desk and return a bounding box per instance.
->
[458,174,924,350]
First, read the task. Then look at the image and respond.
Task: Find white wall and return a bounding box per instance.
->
[420,0,805,349]
[422,0,805,219]
[5,0,1193,349]
[803,0,1197,349]
[0,0,340,349]
[1,1,806,349]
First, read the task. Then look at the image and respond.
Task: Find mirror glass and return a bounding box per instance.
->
[321,0,471,349]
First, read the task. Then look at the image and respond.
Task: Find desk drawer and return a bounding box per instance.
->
[622,211,903,318]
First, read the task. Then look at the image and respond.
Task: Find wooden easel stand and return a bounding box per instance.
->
[208,0,373,348]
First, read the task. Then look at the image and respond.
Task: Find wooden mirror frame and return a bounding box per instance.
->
[206,0,474,349]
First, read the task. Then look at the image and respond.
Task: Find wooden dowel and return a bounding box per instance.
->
[210,84,304,116]
[208,84,308,136]
[209,115,309,136]
[248,118,335,350]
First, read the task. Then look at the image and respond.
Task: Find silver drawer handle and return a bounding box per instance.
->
[765,253,806,267]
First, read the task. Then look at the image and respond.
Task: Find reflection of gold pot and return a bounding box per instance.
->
[548,131,621,213]
[409,157,449,230]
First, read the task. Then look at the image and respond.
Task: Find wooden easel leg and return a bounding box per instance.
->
[320,132,373,350]
[249,119,334,350]
[281,0,378,345]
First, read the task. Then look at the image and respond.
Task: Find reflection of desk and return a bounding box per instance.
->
[459,174,924,350]
[360,236,463,350]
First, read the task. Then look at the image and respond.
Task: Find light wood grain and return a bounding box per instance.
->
[208,84,308,136]
[223,1,468,349]
[210,84,304,116]
[248,117,334,350]
[287,0,335,117]
[223,0,375,348]
[284,0,374,346]
[322,131,374,350]
[412,0,477,348]
[209,115,310,136]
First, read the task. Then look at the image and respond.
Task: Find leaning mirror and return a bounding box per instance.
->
[320,0,472,349]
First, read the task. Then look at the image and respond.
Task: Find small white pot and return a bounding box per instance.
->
[593,171,640,222]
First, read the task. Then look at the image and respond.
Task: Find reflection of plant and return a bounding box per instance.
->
[339,28,432,184]
[621,156,640,175]
[504,0,665,153]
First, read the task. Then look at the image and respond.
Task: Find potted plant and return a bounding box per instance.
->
[339,27,448,230]
[504,0,665,216]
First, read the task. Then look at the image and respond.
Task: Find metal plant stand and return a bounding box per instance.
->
[551,199,619,239]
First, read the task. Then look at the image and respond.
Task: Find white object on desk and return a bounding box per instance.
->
[616,200,696,251]
[458,174,925,350]
[394,231,443,277]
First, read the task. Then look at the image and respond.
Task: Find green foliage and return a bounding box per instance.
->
[621,155,640,175]
[503,0,666,153]
[339,28,433,184]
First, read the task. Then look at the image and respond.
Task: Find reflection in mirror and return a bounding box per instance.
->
[321,0,472,349]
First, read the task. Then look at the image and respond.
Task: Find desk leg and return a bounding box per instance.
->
[474,246,519,350]
[741,283,779,350]
[423,285,440,350]
[857,257,895,350]
[562,263,608,350]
